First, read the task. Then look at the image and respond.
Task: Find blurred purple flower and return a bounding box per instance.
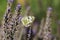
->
[32,30,37,35]
[16,3,21,10]
[8,0,14,3]
[32,22,39,35]
[47,7,52,12]
[17,4,21,8]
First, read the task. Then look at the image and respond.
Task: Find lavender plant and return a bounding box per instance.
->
[12,4,22,40]
[2,0,14,40]
[43,7,53,40]
[0,0,57,40]
[33,18,45,40]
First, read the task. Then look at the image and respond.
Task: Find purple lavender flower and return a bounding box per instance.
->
[18,16,23,23]
[8,0,14,3]
[47,7,52,11]
[16,3,21,10]
[17,4,21,8]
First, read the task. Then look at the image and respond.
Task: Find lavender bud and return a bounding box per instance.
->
[18,16,22,21]
[7,7,11,13]
[8,0,14,3]
[16,3,21,10]
[47,7,52,12]
[17,4,21,8]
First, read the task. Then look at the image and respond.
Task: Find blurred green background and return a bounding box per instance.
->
[0,0,60,39]
[0,0,7,20]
